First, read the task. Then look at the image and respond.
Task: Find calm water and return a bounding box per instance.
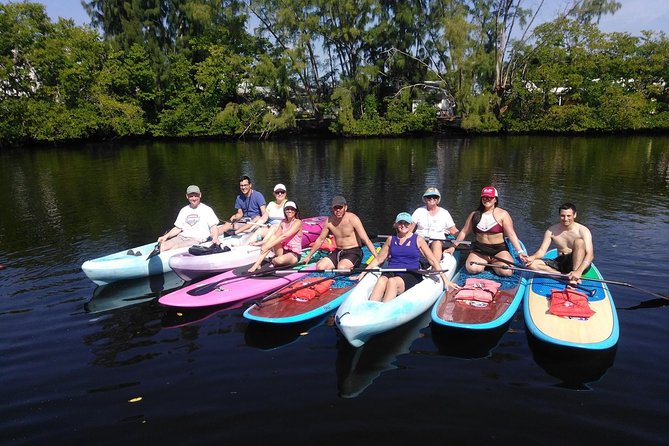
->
[1,136,668,445]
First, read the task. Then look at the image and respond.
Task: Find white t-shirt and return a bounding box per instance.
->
[411,206,455,240]
[174,203,219,241]
[266,200,286,224]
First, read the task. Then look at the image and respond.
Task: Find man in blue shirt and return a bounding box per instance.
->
[218,175,267,235]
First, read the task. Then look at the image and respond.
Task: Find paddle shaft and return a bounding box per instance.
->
[471,261,668,301]
[374,234,471,245]
[186,262,299,296]
[255,273,349,307]
[276,267,450,275]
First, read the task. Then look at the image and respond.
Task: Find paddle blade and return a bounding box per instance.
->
[146,243,161,260]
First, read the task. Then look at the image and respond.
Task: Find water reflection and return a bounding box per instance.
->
[85,272,184,313]
[430,324,509,359]
[527,336,617,390]
[335,311,432,398]
[244,313,334,350]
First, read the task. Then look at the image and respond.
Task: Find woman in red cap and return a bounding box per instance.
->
[445,186,524,276]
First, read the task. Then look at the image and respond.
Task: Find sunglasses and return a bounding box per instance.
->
[396,221,411,226]
[274,190,286,194]
[284,207,296,212]
[332,205,344,210]
[424,195,439,200]
[481,196,495,201]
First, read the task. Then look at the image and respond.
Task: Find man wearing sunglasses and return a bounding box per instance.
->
[218,175,267,235]
[302,196,376,269]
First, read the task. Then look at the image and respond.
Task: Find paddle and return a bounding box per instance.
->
[253,273,352,308]
[470,261,669,301]
[186,262,300,296]
[274,267,451,275]
[146,242,161,260]
[374,234,472,246]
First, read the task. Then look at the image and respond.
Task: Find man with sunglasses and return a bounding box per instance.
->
[157,185,220,252]
[302,196,376,269]
[218,175,266,235]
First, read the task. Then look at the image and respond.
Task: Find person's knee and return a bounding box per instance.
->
[573,238,586,251]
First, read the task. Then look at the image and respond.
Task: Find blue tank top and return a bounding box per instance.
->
[388,233,421,269]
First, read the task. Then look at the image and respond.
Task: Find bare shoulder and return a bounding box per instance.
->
[577,222,592,237]
[345,212,362,224]
[495,207,512,220]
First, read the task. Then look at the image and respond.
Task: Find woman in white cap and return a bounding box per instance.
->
[248,201,303,272]
[362,212,457,302]
[445,186,524,276]
[253,183,290,242]
[410,187,459,260]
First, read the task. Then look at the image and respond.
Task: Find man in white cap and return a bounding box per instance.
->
[157,185,220,252]
[302,195,377,269]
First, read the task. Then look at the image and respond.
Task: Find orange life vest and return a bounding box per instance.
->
[548,288,595,318]
[283,277,335,302]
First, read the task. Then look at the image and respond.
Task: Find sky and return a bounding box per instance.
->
[5,0,669,37]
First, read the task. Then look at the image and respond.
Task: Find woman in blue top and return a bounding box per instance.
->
[364,212,456,303]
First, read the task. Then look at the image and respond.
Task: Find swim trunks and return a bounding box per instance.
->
[542,253,592,275]
[325,247,363,268]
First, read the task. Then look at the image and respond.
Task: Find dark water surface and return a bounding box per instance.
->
[1,136,668,445]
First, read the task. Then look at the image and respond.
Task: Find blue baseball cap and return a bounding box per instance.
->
[394,212,413,224]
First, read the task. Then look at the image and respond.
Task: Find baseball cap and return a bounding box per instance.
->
[481,186,498,198]
[395,212,413,224]
[423,187,441,198]
[186,185,201,195]
[331,196,347,207]
[284,201,297,210]
[274,183,286,192]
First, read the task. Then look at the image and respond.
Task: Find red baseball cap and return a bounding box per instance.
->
[481,186,498,198]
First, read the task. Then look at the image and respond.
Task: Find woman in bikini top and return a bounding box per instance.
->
[445,186,525,277]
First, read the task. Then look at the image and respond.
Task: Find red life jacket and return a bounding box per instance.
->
[549,288,595,318]
[283,278,335,302]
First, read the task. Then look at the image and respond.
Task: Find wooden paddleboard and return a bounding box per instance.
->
[431,239,527,330]
[243,274,357,324]
[523,249,619,350]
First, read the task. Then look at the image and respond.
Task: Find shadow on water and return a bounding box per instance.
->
[527,335,617,390]
[430,323,509,359]
[85,272,185,313]
[617,298,669,311]
[244,312,335,350]
[335,310,432,399]
[160,300,245,328]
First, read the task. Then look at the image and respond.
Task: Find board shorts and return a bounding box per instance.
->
[325,247,363,268]
[161,235,203,251]
[472,240,508,257]
[381,271,423,291]
[542,253,592,275]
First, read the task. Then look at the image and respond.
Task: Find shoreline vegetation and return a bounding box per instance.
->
[1,1,668,148]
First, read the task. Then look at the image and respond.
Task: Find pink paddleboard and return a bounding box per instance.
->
[158,262,313,308]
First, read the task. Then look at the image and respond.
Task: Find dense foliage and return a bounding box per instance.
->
[1,1,668,146]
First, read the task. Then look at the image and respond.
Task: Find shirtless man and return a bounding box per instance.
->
[520,203,594,285]
[302,196,377,270]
